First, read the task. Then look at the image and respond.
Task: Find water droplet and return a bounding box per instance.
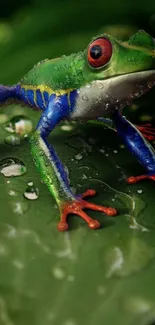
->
[98,82,104,89]
[5,135,21,146]
[134,92,140,97]
[82,94,88,101]
[28,181,33,186]
[129,93,135,99]
[61,124,74,131]
[4,115,33,136]
[24,184,39,200]
[137,189,143,194]
[81,174,87,180]
[52,266,66,280]
[8,190,16,196]
[74,153,83,160]
[147,80,155,88]
[0,157,26,177]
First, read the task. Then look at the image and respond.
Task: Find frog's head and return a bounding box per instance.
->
[83,30,155,110]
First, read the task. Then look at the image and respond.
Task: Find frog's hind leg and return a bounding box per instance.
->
[135,123,155,141]
[112,109,155,184]
[96,117,155,142]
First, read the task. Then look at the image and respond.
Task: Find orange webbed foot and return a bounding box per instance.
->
[136,123,155,141]
[58,189,117,232]
[127,174,155,184]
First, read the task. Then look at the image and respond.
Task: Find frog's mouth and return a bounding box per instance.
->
[72,70,155,120]
[98,69,155,109]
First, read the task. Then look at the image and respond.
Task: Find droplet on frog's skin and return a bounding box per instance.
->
[86,84,91,89]
[24,184,39,200]
[4,115,33,136]
[147,80,155,88]
[5,135,21,146]
[0,158,26,177]
[82,94,88,101]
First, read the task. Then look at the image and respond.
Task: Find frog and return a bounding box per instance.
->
[0,29,155,231]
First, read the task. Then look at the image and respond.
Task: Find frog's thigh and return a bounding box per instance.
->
[112,109,155,173]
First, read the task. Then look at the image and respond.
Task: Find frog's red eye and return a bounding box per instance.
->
[88,37,112,68]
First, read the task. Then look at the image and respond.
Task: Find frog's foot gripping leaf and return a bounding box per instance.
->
[58,189,117,232]
[127,174,155,184]
[136,123,155,141]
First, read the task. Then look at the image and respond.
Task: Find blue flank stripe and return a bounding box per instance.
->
[21,88,28,103]
[43,91,49,106]
[26,89,35,107]
[19,87,77,114]
[20,87,34,106]
[36,89,45,110]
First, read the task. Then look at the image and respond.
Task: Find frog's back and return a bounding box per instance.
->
[18,53,85,110]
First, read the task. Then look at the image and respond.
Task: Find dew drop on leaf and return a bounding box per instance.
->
[4,115,33,136]
[0,157,26,177]
[5,134,21,146]
[24,184,39,200]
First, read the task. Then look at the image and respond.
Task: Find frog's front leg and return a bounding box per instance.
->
[30,96,117,231]
[113,109,155,183]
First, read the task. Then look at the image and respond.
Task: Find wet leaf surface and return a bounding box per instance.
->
[0,102,155,325]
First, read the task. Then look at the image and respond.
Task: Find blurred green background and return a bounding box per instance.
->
[0,1,155,325]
